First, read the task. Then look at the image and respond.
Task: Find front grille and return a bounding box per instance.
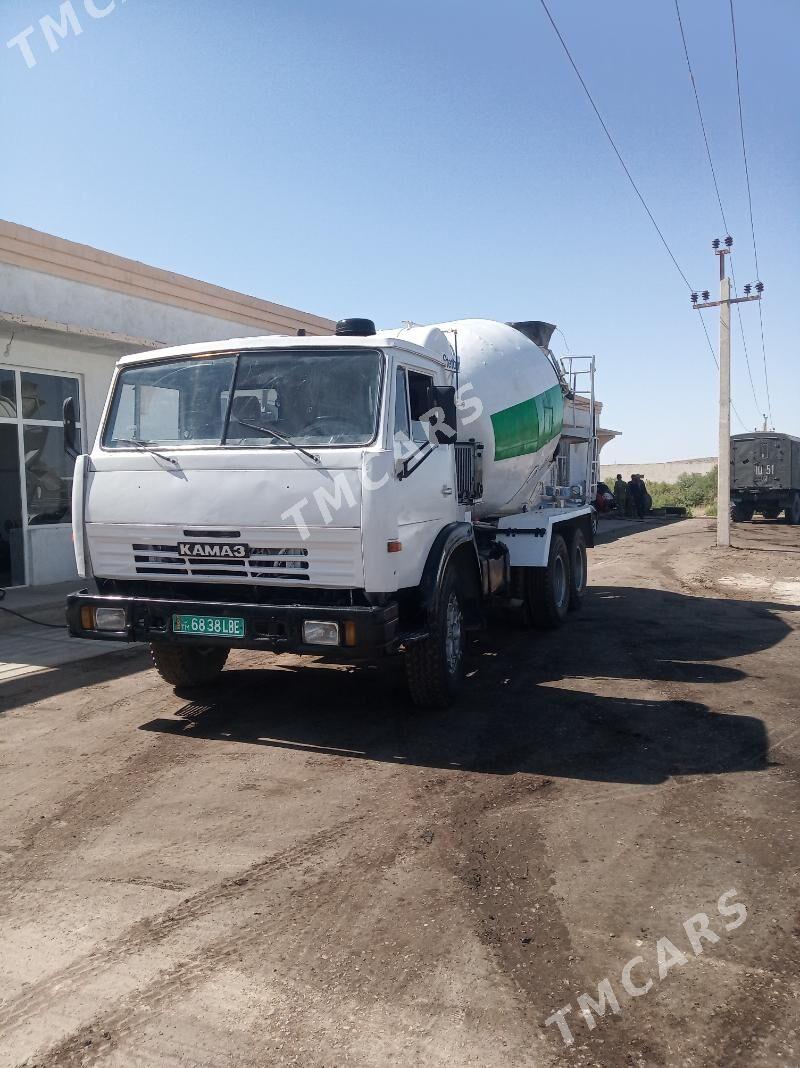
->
[132,543,310,581]
[89,523,363,588]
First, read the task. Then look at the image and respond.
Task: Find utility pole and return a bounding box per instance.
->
[692,237,763,548]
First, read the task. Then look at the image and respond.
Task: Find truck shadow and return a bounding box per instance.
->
[139,585,792,785]
[593,516,689,545]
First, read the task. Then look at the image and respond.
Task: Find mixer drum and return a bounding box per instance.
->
[431,318,565,516]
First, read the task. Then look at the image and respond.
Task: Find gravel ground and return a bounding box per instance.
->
[0,517,798,1068]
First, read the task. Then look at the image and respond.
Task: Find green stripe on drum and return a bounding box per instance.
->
[490,384,564,461]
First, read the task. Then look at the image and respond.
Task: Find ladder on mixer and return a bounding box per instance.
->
[558,355,599,502]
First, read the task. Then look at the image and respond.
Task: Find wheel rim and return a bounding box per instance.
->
[554,555,567,608]
[573,546,585,591]
[444,592,463,675]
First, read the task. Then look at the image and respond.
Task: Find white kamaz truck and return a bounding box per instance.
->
[66,317,600,706]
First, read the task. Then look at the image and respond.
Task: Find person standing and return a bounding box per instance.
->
[628,474,646,522]
[613,473,627,516]
[639,476,652,515]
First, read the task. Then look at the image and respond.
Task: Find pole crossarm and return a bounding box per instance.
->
[693,294,762,310]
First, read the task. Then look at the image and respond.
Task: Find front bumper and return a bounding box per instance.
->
[732,490,785,505]
[66,591,400,658]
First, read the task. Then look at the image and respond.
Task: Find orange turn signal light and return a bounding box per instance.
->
[387,540,403,553]
[343,621,357,647]
[80,606,95,630]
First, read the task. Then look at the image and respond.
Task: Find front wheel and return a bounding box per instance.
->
[405,567,466,708]
[150,643,229,688]
[732,503,754,523]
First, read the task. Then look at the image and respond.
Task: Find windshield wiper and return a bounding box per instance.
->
[114,438,180,467]
[233,420,320,464]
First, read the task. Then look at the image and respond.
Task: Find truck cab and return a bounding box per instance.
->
[67,320,487,700]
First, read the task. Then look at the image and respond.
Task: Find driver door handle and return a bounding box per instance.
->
[441,484,453,496]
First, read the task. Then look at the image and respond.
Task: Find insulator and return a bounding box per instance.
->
[724,235,733,247]
[712,238,720,249]
[743,283,752,295]
[691,292,698,304]
[702,290,710,302]
[755,281,764,293]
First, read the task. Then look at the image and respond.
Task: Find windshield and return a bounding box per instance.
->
[103,348,383,449]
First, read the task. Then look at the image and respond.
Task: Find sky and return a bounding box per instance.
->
[1,0,797,462]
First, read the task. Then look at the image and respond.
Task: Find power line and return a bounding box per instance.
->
[673,0,763,421]
[537,0,693,291]
[673,0,727,226]
[537,0,750,431]
[729,0,773,424]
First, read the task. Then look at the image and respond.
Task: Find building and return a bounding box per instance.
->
[0,221,334,589]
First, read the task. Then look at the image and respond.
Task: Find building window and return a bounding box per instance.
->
[0,368,83,587]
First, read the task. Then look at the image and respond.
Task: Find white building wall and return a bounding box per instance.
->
[0,263,299,349]
[600,458,717,485]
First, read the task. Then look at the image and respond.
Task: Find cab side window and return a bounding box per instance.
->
[407,370,434,444]
[394,367,410,441]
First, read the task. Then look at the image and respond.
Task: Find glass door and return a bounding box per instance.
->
[0,367,84,588]
[0,370,25,586]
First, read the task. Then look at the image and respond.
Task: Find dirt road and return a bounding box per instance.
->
[1,518,798,1067]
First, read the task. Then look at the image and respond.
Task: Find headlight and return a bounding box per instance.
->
[95,607,127,631]
[302,620,340,646]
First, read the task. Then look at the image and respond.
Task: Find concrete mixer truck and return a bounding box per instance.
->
[66,317,600,707]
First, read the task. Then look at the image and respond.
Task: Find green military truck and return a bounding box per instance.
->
[731,432,800,524]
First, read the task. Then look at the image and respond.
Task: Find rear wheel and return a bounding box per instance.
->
[568,529,588,611]
[150,643,229,688]
[405,566,466,708]
[786,493,800,525]
[529,533,570,630]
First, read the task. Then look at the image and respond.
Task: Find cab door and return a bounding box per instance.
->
[389,363,458,588]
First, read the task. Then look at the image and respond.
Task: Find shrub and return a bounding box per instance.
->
[645,467,718,515]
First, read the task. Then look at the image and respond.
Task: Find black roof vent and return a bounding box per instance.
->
[335,318,376,337]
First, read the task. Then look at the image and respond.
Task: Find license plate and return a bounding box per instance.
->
[172,614,245,638]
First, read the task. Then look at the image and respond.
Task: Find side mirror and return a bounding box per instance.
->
[431,385,457,444]
[63,396,77,455]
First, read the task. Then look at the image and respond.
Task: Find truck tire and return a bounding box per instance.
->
[150,643,229,687]
[568,529,588,611]
[732,503,754,522]
[787,493,800,526]
[529,533,570,630]
[405,566,466,708]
